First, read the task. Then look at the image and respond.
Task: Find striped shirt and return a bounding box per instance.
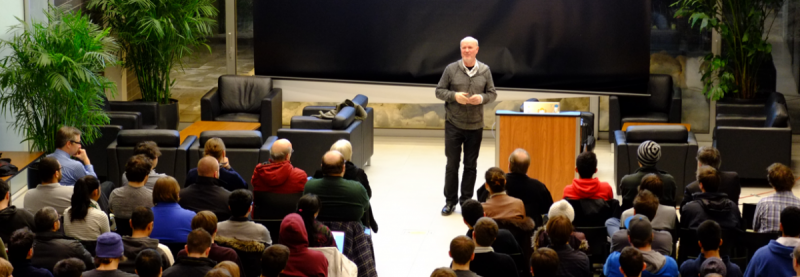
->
[754,191,800,233]
[63,200,110,240]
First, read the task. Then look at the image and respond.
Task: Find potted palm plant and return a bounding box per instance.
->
[89,0,218,129]
[0,8,118,153]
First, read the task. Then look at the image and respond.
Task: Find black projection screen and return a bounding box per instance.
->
[254,0,651,93]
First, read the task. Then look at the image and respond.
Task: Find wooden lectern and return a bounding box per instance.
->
[495,110,582,200]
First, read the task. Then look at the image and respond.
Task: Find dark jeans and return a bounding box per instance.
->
[444,121,483,206]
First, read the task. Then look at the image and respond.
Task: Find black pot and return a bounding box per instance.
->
[157,99,179,130]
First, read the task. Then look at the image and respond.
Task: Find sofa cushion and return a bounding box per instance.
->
[199,131,264,148]
[625,125,688,143]
[117,130,181,147]
[333,107,357,129]
[765,101,789,128]
[218,75,273,114]
[216,113,260,122]
[621,112,669,123]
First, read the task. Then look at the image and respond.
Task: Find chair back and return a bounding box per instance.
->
[678,228,700,265]
[743,203,757,230]
[80,240,97,257]
[163,242,186,259]
[744,231,780,262]
[113,216,133,237]
[253,192,303,220]
[254,219,283,244]
[575,226,609,268]
[218,75,274,114]
[619,75,674,115]
[85,125,121,181]
[615,125,698,193]
[566,199,618,227]
[189,131,270,186]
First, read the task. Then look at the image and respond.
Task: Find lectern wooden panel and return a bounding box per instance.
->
[495,111,581,200]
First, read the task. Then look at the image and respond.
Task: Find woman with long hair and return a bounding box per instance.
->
[63,175,109,240]
[296,194,336,247]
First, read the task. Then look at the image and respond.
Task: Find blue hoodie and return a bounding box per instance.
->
[743,240,795,277]
[604,250,679,277]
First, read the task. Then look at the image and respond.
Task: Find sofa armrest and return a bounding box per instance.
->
[175,135,197,186]
[302,106,336,116]
[669,86,682,123]
[201,87,221,121]
[107,112,141,130]
[260,88,283,136]
[609,96,621,133]
[188,139,202,173]
[613,130,629,191]
[715,115,766,127]
[108,101,158,127]
[107,139,120,186]
[259,136,279,163]
[291,116,333,130]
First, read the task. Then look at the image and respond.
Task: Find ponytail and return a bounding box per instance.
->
[297,194,321,247]
[70,175,99,221]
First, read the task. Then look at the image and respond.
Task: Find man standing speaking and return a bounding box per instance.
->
[435,36,497,215]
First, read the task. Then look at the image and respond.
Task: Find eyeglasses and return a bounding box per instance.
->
[70,140,82,145]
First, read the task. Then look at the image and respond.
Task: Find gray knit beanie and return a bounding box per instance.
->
[637,140,661,167]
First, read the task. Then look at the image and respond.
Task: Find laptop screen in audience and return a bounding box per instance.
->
[332,231,345,252]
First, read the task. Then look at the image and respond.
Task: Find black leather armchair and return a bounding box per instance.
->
[103,96,159,130]
[188,130,277,188]
[201,75,283,136]
[301,94,374,166]
[714,93,791,179]
[609,75,682,133]
[108,130,196,186]
[277,106,364,176]
[85,125,122,182]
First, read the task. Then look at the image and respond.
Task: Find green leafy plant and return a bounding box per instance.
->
[0,8,118,153]
[89,0,218,104]
[672,0,782,100]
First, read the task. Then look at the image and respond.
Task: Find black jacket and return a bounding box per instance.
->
[681,171,741,209]
[619,167,677,210]
[179,176,232,221]
[0,205,35,244]
[680,192,743,230]
[119,237,172,273]
[470,251,519,277]
[313,160,378,232]
[31,231,94,272]
[162,256,216,277]
[551,244,592,277]
[466,228,524,275]
[10,259,53,277]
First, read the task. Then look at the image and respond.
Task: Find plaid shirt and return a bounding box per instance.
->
[754,191,800,233]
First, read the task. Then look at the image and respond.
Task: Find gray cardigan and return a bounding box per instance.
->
[435,60,497,130]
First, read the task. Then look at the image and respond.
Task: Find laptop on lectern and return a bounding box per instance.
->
[522,102,561,114]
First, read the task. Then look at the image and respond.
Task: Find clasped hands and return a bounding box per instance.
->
[455,92,482,105]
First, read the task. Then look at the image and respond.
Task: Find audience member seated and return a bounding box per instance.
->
[261,244,290,277]
[530,247,559,277]
[217,189,272,244]
[618,174,678,231]
[120,207,174,273]
[186,138,247,192]
[279,213,328,277]
[534,200,589,254]
[610,190,673,256]
[679,220,742,277]
[252,138,307,193]
[0,258,11,277]
[431,267,457,277]
[617,247,645,277]
[30,207,94,272]
[604,215,679,277]
[24,157,74,215]
[754,163,800,233]
[111,155,155,219]
[214,261,240,277]
[313,139,378,231]
[64,176,109,240]
[700,257,728,277]
[619,141,677,209]
[303,150,369,222]
[481,167,526,220]
[135,249,164,277]
[448,235,479,277]
[296,194,336,247]
[205,268,234,277]
[180,157,233,220]
[48,126,113,191]
[151,177,196,244]
[469,217,518,277]
[177,211,241,269]
[0,179,34,243]
[162,228,217,277]
[7,228,52,277]
[547,215,591,277]
[680,147,741,208]
[462,199,522,256]
[744,206,800,277]
[564,151,613,201]
[53,258,86,277]
[681,166,742,230]
[501,149,553,228]
[121,141,167,190]
[82,232,137,277]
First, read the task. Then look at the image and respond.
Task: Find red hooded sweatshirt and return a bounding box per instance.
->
[280,213,329,277]
[251,160,308,193]
[563,178,614,200]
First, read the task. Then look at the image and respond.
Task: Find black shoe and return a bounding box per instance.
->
[441,204,456,216]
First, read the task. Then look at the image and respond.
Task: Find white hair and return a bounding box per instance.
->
[330,139,353,161]
[461,36,479,47]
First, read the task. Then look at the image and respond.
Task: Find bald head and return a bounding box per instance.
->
[270,139,293,162]
[197,156,219,178]
[321,150,345,176]
[509,148,531,174]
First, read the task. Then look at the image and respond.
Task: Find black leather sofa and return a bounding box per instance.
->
[188,130,277,188]
[300,94,374,166]
[714,93,791,180]
[614,125,698,204]
[609,75,682,134]
[108,130,196,186]
[201,75,283,136]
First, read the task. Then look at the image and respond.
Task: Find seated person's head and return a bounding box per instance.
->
[131,206,154,233]
[619,247,645,277]
[215,261,240,277]
[637,140,661,168]
[575,151,597,179]
[152,176,181,204]
[638,173,663,199]
[696,146,722,169]
[768,163,795,192]
[530,247,559,276]
[204,138,226,162]
[8,227,35,261]
[461,199,484,228]
[627,215,654,248]
[55,126,82,153]
[697,220,722,252]
[126,154,153,184]
[261,244,290,277]
[135,249,163,277]
[430,267,457,277]
[700,257,727,277]
[53,258,86,277]
[270,139,293,162]
[38,157,61,184]
[134,141,162,168]
[320,150,346,176]
[330,139,353,162]
[508,148,531,174]
[296,194,322,246]
[633,190,659,221]
[546,215,573,246]
[192,211,218,236]
[197,156,221,178]
[95,232,125,266]
[484,167,506,193]
[781,206,800,238]
[0,255,11,277]
[229,189,253,218]
[548,200,575,223]
[697,166,721,193]
[186,228,213,256]
[472,217,499,247]
[34,206,59,232]
[449,235,475,266]
[205,268,233,277]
